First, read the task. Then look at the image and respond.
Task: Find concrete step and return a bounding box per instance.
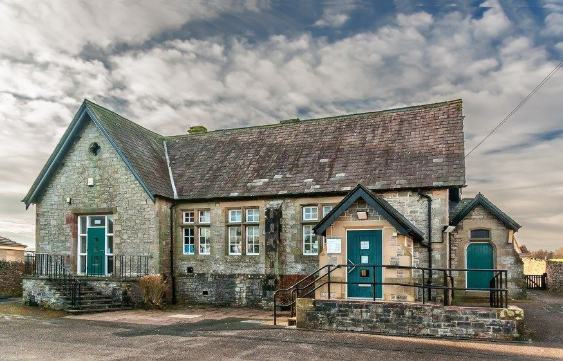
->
[66,306,132,314]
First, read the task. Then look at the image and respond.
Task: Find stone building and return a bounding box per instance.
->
[0,236,26,262]
[22,98,524,308]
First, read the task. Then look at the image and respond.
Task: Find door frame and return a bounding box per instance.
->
[464,241,495,289]
[345,228,384,300]
[76,214,114,276]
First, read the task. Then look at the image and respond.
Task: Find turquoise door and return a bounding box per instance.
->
[347,230,382,299]
[467,243,494,289]
[87,228,105,276]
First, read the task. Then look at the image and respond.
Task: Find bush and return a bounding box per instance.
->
[138,274,166,309]
[275,274,314,306]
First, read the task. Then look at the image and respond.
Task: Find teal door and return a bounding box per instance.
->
[87,227,105,275]
[467,243,494,289]
[347,230,382,299]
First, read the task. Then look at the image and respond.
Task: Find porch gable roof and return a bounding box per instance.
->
[450,193,521,231]
[313,184,425,244]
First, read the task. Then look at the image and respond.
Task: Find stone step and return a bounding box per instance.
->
[287,317,296,326]
[66,306,132,314]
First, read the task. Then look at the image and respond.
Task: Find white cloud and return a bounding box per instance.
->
[0,3,562,250]
[313,1,356,28]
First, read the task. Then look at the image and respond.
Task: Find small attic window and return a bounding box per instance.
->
[470,229,490,240]
[89,142,101,156]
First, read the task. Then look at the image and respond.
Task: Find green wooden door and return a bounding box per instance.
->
[347,230,382,299]
[467,243,494,289]
[87,227,105,276]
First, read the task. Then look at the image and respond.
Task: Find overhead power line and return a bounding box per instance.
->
[465,59,563,158]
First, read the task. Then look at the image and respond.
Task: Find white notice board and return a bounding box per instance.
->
[326,238,342,254]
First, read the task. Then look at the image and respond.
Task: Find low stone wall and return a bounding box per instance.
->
[22,277,142,309]
[297,299,523,340]
[0,260,25,298]
[522,258,547,275]
[22,277,66,309]
[176,273,273,308]
[547,261,563,292]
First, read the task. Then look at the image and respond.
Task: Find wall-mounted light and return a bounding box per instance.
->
[87,178,94,187]
[357,210,368,220]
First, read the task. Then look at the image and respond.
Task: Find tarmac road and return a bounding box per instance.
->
[0,290,562,361]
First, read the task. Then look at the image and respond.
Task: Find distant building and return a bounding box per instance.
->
[0,236,26,262]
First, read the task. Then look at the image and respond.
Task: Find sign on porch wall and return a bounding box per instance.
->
[326,238,342,254]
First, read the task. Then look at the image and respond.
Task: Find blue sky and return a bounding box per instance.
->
[0,0,562,250]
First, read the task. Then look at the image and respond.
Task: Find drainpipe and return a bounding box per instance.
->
[169,203,176,304]
[418,190,432,300]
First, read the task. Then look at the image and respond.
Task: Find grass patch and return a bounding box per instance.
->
[0,301,65,318]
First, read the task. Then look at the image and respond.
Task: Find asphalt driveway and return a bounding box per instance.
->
[0,292,562,360]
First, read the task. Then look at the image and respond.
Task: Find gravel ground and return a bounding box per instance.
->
[0,291,561,361]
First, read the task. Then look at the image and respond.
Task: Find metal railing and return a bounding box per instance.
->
[274,264,509,325]
[32,254,82,308]
[524,273,547,290]
[28,253,150,279]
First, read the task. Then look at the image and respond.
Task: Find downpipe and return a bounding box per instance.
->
[418,190,432,301]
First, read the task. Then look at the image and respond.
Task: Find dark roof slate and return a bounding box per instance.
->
[0,236,26,248]
[167,99,465,199]
[450,194,521,231]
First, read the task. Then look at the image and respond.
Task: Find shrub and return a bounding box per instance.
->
[275,274,315,306]
[138,274,166,309]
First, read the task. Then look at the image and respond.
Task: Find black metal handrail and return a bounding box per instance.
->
[33,254,82,308]
[273,264,509,325]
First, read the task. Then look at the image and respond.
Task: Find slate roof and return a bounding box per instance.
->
[0,236,26,248]
[24,99,466,204]
[85,101,174,198]
[450,194,521,231]
[167,99,465,199]
[314,184,425,244]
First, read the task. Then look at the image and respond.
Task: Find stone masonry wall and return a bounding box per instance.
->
[22,277,66,310]
[0,260,25,297]
[522,258,547,275]
[450,205,525,298]
[547,261,563,292]
[297,299,523,340]
[35,119,161,273]
[173,189,450,306]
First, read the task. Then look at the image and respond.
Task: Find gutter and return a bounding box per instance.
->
[418,190,432,300]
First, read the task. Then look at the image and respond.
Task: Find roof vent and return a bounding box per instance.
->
[188,126,207,134]
[279,118,300,124]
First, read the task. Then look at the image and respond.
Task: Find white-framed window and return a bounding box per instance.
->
[199,227,210,255]
[303,206,318,221]
[183,210,195,224]
[322,205,333,218]
[228,226,242,255]
[246,226,260,255]
[78,216,87,275]
[183,227,195,255]
[246,208,260,223]
[199,210,210,224]
[106,215,114,274]
[229,209,242,223]
[303,225,319,255]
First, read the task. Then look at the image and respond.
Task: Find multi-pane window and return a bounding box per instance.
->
[303,206,318,221]
[183,211,195,223]
[246,226,260,255]
[182,209,210,255]
[322,205,333,218]
[183,227,195,255]
[199,227,210,255]
[303,225,319,255]
[229,226,242,255]
[470,229,490,240]
[199,210,210,224]
[228,208,260,255]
